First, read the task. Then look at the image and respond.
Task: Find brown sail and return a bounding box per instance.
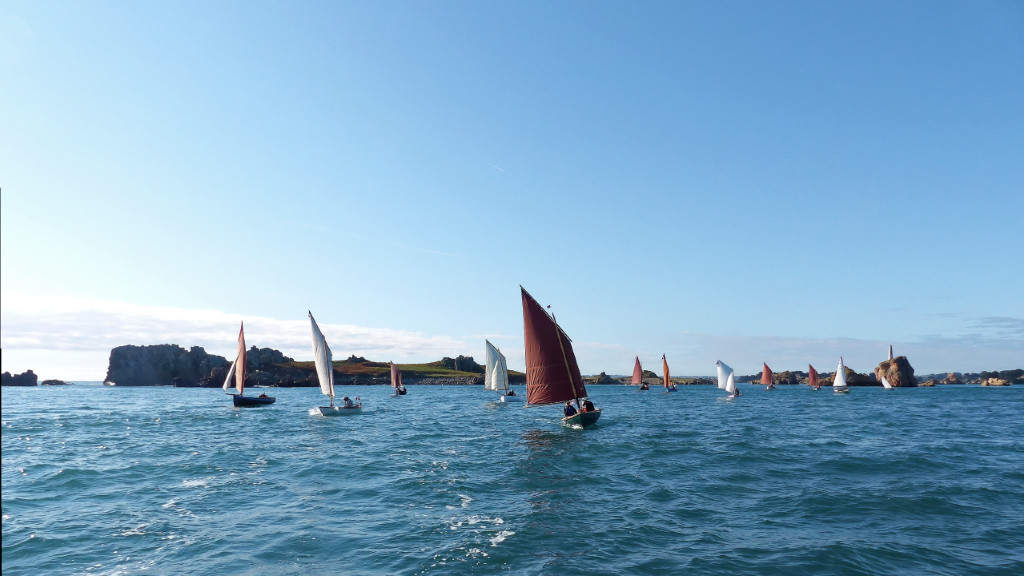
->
[390,362,402,389]
[631,357,643,385]
[761,363,773,386]
[808,364,818,388]
[521,287,586,405]
[235,323,246,395]
[662,355,671,389]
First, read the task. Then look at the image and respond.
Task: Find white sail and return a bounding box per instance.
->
[834,357,848,389]
[221,358,237,392]
[881,375,893,389]
[724,372,737,395]
[309,311,335,402]
[485,340,510,393]
[716,360,733,390]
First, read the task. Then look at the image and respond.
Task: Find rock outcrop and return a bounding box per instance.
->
[105,344,230,386]
[874,356,917,387]
[2,370,38,386]
[981,378,1010,386]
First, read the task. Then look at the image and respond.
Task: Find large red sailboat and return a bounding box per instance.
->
[521,287,600,428]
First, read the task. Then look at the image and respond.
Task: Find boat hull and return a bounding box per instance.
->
[319,405,362,416]
[500,394,521,403]
[833,387,850,394]
[232,394,275,407]
[562,410,601,428]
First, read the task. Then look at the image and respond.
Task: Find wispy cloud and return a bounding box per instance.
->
[1,291,470,378]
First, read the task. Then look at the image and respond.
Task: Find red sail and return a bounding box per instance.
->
[521,287,587,405]
[761,363,773,385]
[390,362,401,388]
[236,323,246,395]
[662,355,670,388]
[808,364,818,387]
[631,357,643,385]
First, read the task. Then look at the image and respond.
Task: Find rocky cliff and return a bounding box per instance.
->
[874,356,917,387]
[2,370,38,386]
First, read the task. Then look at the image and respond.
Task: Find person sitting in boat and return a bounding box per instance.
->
[258,393,268,398]
[343,396,354,408]
[582,399,595,412]
[564,401,577,417]
[505,389,516,396]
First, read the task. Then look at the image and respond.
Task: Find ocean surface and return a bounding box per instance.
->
[3,384,1023,576]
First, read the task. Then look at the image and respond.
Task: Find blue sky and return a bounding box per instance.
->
[2,1,1022,380]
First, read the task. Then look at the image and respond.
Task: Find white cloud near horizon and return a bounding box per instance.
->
[1,291,471,380]
[2,291,1020,381]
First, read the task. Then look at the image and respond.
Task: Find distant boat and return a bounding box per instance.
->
[521,287,600,428]
[808,364,820,390]
[662,355,677,392]
[632,357,648,390]
[224,322,275,407]
[716,360,738,397]
[309,311,361,415]
[880,346,894,389]
[762,362,776,390]
[485,340,519,402]
[391,362,407,395]
[833,357,850,393]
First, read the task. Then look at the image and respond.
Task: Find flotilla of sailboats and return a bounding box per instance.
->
[485,340,518,402]
[521,286,600,428]
[213,290,898,422]
[223,322,275,407]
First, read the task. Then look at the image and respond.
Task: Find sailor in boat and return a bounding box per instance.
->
[564,401,577,418]
[343,396,354,408]
[505,389,516,396]
[729,388,741,398]
[258,393,269,398]
[582,398,596,412]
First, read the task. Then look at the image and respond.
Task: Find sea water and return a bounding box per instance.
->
[2,384,1022,575]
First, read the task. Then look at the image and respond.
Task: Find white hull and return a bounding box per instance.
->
[500,394,521,403]
[319,405,362,416]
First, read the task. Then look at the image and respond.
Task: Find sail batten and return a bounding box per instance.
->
[521,287,586,406]
[309,312,335,403]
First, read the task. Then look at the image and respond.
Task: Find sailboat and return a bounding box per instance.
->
[833,357,851,393]
[309,311,361,415]
[716,360,738,397]
[762,362,776,390]
[808,364,820,390]
[662,355,677,392]
[632,357,648,390]
[521,287,600,428]
[880,345,894,389]
[224,322,275,407]
[485,340,518,402]
[391,362,407,395]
